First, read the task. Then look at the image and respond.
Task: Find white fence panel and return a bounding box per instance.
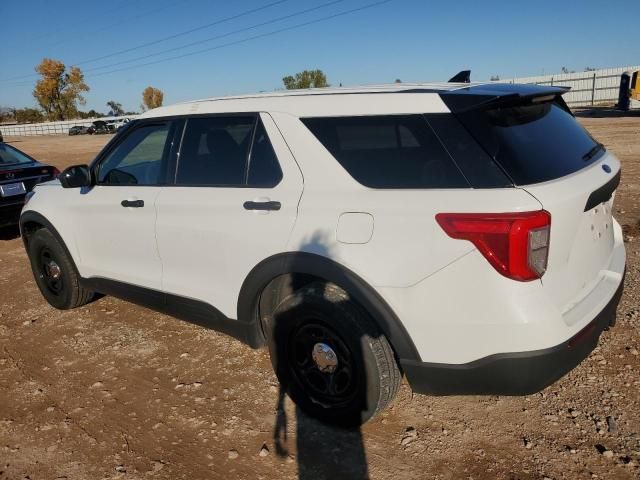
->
[0,115,139,136]
[497,65,639,107]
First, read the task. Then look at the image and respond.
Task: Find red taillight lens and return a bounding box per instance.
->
[51,167,61,178]
[435,210,551,281]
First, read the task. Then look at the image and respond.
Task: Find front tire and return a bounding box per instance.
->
[265,282,401,426]
[27,228,94,309]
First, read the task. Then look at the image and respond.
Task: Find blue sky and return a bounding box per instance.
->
[1,0,638,113]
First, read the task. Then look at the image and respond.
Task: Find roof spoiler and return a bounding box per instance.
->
[448,70,471,83]
[440,84,571,113]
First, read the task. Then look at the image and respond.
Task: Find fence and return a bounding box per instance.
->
[0,115,139,136]
[497,65,639,107]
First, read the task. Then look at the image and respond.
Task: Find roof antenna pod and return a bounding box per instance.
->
[448,70,471,83]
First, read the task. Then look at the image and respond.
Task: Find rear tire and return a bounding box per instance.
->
[265,282,401,426]
[27,228,94,309]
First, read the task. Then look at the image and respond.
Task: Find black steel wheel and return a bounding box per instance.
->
[27,227,94,310]
[37,246,64,297]
[266,282,401,426]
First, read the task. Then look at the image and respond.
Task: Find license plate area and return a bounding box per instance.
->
[0,182,27,197]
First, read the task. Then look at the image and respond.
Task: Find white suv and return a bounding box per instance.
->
[20,83,626,425]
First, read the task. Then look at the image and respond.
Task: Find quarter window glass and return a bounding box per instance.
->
[425,114,512,188]
[302,115,468,188]
[98,124,169,185]
[247,119,283,187]
[176,117,254,186]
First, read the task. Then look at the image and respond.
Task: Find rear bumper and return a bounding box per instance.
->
[402,270,624,395]
[0,203,24,227]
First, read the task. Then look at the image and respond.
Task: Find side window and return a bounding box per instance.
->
[425,114,512,188]
[176,116,254,186]
[247,118,283,187]
[97,123,170,185]
[176,115,283,188]
[301,115,469,189]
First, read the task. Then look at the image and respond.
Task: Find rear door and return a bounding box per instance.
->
[453,99,624,312]
[155,113,303,318]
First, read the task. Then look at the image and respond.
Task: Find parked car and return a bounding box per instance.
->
[19,83,626,426]
[0,129,3,142]
[88,120,114,135]
[1,143,58,228]
[68,126,90,136]
[108,118,130,132]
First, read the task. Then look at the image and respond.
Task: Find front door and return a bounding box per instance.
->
[72,120,177,290]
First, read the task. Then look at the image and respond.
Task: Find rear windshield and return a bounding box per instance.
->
[455,101,604,185]
[301,115,469,189]
[0,144,34,167]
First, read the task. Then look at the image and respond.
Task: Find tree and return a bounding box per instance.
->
[32,58,89,120]
[394,78,402,83]
[584,66,596,72]
[15,108,44,123]
[282,69,328,89]
[106,100,124,116]
[490,75,500,81]
[142,86,164,111]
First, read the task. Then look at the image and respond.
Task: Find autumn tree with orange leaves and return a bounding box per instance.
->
[141,86,164,111]
[33,58,89,120]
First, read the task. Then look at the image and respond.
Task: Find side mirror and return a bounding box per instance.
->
[59,164,92,188]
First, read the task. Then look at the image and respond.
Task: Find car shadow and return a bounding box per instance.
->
[0,225,20,240]
[270,232,379,479]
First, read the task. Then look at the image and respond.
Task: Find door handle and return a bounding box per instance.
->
[121,199,144,208]
[243,200,281,211]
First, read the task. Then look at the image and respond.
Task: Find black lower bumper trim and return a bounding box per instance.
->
[402,273,624,396]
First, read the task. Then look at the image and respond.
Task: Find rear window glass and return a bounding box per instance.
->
[455,102,604,185]
[301,115,468,189]
[0,144,34,167]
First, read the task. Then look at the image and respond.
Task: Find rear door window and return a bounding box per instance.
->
[454,101,604,185]
[175,116,282,187]
[302,115,469,189]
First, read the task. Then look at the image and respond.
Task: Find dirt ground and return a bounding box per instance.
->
[1,115,639,480]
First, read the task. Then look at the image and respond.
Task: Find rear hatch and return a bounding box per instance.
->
[443,86,622,313]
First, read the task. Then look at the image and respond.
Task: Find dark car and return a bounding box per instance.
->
[0,129,3,142]
[88,120,115,135]
[0,143,58,228]
[68,126,90,136]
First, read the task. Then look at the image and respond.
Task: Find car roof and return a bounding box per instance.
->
[139,82,485,118]
[138,82,569,119]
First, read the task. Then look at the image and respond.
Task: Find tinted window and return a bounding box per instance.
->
[98,123,170,185]
[302,115,468,189]
[0,144,34,167]
[247,119,282,187]
[176,116,254,186]
[455,102,604,185]
[425,114,512,188]
[176,116,282,187]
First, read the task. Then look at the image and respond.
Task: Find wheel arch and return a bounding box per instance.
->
[238,252,422,362]
[19,211,80,274]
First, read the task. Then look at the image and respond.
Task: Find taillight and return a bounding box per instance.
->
[50,167,61,178]
[435,210,551,281]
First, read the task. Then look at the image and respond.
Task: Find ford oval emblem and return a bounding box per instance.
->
[602,164,611,173]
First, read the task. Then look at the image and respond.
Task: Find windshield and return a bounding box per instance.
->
[454,101,604,185]
[0,144,35,167]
